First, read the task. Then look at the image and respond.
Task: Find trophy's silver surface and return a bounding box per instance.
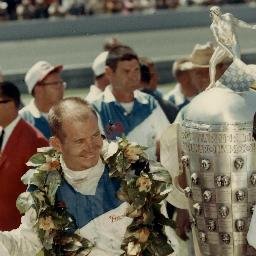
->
[178,58,256,255]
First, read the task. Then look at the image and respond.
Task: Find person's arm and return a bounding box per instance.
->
[0,208,43,256]
[153,102,171,160]
[232,14,256,30]
[247,205,256,249]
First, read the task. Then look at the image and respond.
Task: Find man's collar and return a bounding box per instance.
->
[60,156,105,195]
[1,115,20,151]
[27,99,42,118]
[103,85,150,105]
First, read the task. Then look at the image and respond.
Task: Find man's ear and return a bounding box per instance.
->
[105,66,113,80]
[49,136,62,153]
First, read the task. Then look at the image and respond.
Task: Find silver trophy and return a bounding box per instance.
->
[160,6,256,256]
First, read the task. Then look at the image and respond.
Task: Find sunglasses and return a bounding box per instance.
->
[0,99,12,104]
[39,81,67,88]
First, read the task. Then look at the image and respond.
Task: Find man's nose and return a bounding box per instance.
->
[85,138,97,150]
[130,71,139,80]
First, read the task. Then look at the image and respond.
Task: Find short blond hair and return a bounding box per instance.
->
[48,97,97,141]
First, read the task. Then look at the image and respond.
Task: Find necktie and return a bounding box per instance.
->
[0,129,5,151]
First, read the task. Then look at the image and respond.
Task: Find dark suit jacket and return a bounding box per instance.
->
[0,118,48,231]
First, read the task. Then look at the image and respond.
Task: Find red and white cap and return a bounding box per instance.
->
[25,61,63,94]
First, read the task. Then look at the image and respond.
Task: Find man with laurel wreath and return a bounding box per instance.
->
[0,97,179,256]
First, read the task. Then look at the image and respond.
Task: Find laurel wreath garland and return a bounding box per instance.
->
[16,138,174,256]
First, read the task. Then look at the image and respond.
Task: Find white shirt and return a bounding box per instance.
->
[19,99,42,119]
[86,85,103,103]
[61,157,104,195]
[247,205,256,249]
[164,83,193,107]
[0,115,20,151]
[96,86,170,160]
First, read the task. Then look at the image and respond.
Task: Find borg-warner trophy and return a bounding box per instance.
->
[161,6,256,256]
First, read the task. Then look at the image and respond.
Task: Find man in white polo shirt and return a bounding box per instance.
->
[91,45,170,160]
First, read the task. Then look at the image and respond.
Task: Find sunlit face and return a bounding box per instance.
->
[36,72,65,106]
[190,68,210,92]
[0,97,17,127]
[108,59,141,93]
[52,113,103,171]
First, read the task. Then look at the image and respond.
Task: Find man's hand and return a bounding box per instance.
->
[175,208,191,241]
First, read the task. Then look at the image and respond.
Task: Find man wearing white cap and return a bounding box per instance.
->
[19,61,65,139]
[86,51,109,103]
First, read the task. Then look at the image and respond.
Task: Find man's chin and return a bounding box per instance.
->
[81,158,99,169]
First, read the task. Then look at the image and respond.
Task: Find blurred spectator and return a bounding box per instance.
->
[104,0,123,13]
[103,36,123,51]
[67,0,86,16]
[0,81,48,231]
[123,0,136,13]
[19,61,65,139]
[86,51,109,102]
[48,0,66,18]
[86,0,105,14]
[4,0,19,20]
[156,0,179,9]
[0,0,250,21]
[16,0,35,20]
[136,0,156,12]
[140,56,178,122]
[164,42,214,110]
[0,1,9,20]
[34,0,49,19]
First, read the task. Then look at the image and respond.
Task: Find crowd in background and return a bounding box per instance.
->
[0,0,250,21]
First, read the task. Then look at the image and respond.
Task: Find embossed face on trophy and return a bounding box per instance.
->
[219,205,229,218]
[234,157,244,170]
[181,155,190,168]
[250,173,256,185]
[235,219,245,232]
[199,231,207,243]
[193,203,202,216]
[222,176,230,187]
[215,175,222,187]
[235,190,246,201]
[221,233,231,244]
[207,219,216,231]
[203,190,212,202]
[215,175,230,187]
[184,187,192,198]
[201,159,211,170]
[191,173,199,185]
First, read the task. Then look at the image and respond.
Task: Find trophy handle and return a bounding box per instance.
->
[160,124,189,210]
